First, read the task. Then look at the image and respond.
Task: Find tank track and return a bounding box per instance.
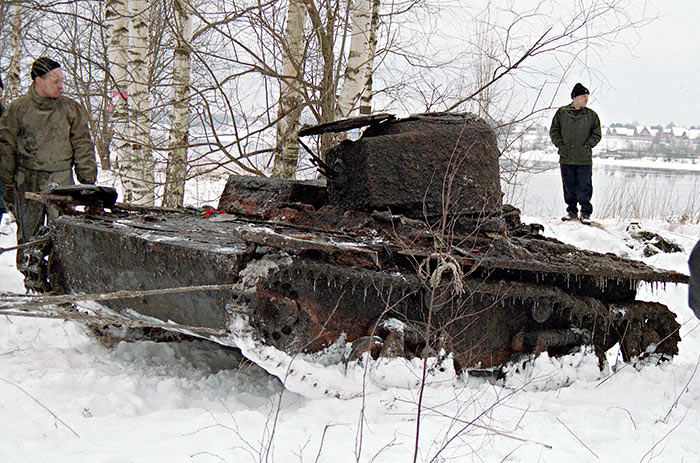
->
[17,226,53,293]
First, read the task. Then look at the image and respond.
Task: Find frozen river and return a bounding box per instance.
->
[501,156,700,220]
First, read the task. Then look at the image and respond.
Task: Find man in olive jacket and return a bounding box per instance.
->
[549,83,602,224]
[0,57,97,269]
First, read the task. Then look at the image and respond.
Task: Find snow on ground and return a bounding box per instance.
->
[1,211,700,462]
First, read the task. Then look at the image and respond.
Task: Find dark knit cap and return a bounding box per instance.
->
[571,83,589,99]
[31,57,61,80]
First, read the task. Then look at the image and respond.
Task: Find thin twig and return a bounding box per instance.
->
[406,401,552,450]
[661,353,700,423]
[555,416,598,459]
[608,406,637,431]
[639,408,690,463]
[0,376,80,438]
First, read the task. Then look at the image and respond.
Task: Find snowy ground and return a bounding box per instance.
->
[1,211,700,462]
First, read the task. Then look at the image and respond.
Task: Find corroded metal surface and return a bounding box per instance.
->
[48,201,683,371]
[325,114,502,221]
[40,113,686,379]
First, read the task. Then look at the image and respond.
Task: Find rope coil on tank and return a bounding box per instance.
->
[418,252,465,296]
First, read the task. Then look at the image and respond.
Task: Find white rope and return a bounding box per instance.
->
[418,252,465,296]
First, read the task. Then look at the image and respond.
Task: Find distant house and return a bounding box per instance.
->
[607,126,635,136]
[637,126,653,137]
[656,129,674,139]
[671,127,689,139]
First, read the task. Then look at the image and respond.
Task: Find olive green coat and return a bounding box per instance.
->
[549,104,602,165]
[0,83,97,186]
[0,84,97,260]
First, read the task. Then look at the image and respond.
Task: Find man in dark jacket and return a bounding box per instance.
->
[549,83,602,224]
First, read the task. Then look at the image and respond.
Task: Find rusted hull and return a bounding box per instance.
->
[38,112,686,378]
[48,209,682,372]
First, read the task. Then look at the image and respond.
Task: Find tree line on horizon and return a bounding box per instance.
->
[0,0,653,206]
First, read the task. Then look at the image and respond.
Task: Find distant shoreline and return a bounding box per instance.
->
[509,149,700,173]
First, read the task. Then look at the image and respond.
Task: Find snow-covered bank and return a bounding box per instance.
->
[1,217,699,462]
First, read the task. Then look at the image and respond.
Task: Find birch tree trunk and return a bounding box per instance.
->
[302,0,338,156]
[473,17,496,121]
[359,0,380,115]
[126,0,155,205]
[106,0,129,172]
[336,0,372,119]
[7,4,23,99]
[163,0,193,206]
[272,0,308,179]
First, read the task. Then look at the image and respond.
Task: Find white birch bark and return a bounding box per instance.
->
[126,0,155,205]
[272,0,307,179]
[336,0,372,119]
[7,4,22,99]
[106,0,130,172]
[359,0,380,115]
[472,18,497,121]
[163,0,193,207]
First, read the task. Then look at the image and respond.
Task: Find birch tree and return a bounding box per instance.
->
[272,0,308,179]
[163,0,193,206]
[358,0,380,115]
[336,0,373,119]
[7,4,23,99]
[106,0,130,172]
[125,0,155,205]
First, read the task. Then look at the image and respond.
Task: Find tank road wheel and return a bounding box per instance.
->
[617,305,680,364]
[17,226,53,293]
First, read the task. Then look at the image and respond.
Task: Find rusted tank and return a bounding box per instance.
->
[32,113,686,389]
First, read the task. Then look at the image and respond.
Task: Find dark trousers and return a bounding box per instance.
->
[13,169,73,277]
[560,164,592,216]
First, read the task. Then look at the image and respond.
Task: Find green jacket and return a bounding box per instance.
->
[549,104,602,165]
[0,84,97,185]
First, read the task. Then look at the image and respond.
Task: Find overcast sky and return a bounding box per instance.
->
[577,0,699,128]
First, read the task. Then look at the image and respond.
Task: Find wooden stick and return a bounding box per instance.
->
[0,307,228,336]
[0,284,238,311]
[0,284,238,335]
[0,237,52,255]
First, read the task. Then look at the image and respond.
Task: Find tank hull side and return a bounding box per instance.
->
[49,216,247,329]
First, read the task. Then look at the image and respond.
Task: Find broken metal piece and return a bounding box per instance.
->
[298,113,395,137]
